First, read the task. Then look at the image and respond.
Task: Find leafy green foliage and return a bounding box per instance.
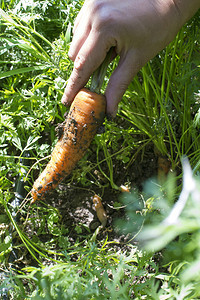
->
[116,158,200,298]
[0,1,200,299]
[120,17,200,170]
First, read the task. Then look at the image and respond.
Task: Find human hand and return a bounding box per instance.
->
[61,0,199,116]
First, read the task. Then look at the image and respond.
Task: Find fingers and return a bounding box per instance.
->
[68,21,91,61]
[62,31,113,106]
[69,3,91,60]
[105,51,143,116]
[73,8,84,34]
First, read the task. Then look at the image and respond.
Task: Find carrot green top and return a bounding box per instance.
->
[90,47,113,94]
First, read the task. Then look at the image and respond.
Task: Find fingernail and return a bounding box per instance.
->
[61,84,71,105]
[106,105,118,119]
[61,94,69,106]
[106,113,114,121]
[68,49,73,60]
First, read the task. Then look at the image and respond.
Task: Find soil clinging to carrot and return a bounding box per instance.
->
[31,88,106,202]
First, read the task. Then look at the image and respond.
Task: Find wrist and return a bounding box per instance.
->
[172,0,200,26]
[153,0,199,44]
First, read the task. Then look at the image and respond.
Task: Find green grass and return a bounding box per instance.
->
[0,1,200,299]
[2,161,200,299]
[120,20,200,171]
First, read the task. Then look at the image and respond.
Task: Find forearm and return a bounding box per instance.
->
[150,0,200,45]
[173,0,200,25]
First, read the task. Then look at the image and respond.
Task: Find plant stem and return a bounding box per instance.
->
[90,47,114,94]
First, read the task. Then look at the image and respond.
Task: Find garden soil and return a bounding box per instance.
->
[43,142,158,245]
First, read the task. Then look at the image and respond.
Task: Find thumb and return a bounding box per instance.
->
[105,52,142,116]
[61,32,112,106]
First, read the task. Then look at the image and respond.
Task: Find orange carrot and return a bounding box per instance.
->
[31,88,106,203]
[93,194,107,227]
[31,49,113,203]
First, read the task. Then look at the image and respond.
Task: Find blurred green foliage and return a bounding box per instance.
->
[0,0,200,299]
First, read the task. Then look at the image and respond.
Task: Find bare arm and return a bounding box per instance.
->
[61,0,200,116]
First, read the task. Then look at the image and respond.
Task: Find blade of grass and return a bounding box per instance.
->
[3,196,42,264]
[0,65,49,79]
[2,194,66,263]
[0,9,54,62]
